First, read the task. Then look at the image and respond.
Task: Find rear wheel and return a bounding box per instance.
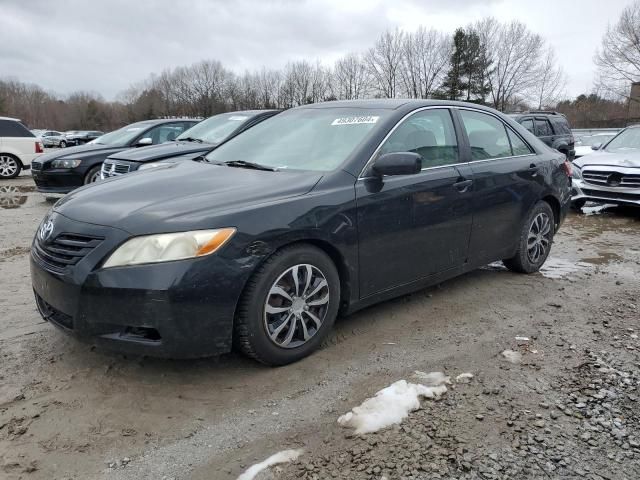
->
[0,154,21,179]
[503,201,555,273]
[84,165,101,184]
[235,245,340,365]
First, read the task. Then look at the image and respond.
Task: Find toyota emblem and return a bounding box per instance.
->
[38,219,54,242]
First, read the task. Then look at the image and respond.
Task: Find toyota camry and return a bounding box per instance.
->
[31,100,572,365]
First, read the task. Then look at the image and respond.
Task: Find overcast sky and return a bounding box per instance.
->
[0,0,633,101]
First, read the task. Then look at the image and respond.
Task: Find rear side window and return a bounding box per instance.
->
[551,118,571,135]
[535,119,553,136]
[459,110,512,161]
[507,129,534,155]
[379,108,459,167]
[0,120,35,137]
[520,118,535,134]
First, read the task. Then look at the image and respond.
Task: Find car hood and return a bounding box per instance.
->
[575,149,640,169]
[54,161,323,234]
[37,143,127,163]
[107,141,216,163]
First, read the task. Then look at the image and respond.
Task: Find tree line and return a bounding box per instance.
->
[2,4,640,131]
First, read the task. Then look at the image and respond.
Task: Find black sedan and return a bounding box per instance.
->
[31,100,572,365]
[31,119,199,194]
[101,110,278,179]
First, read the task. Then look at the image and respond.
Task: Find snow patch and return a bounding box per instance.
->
[455,373,474,383]
[502,349,522,364]
[236,449,303,480]
[338,376,448,435]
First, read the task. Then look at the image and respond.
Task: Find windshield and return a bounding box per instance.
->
[93,122,153,146]
[204,108,386,171]
[177,113,253,144]
[605,128,640,153]
[578,134,615,146]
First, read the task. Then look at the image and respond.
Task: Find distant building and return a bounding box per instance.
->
[629,82,640,120]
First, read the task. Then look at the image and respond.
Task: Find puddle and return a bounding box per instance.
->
[579,251,623,266]
[0,185,37,209]
[538,257,591,279]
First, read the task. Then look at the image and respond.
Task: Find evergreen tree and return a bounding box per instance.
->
[441,29,467,100]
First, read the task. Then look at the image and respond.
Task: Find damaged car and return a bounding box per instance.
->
[571,125,640,209]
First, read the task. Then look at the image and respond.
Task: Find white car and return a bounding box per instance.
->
[574,133,616,159]
[0,116,44,179]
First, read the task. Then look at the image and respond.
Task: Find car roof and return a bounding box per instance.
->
[299,99,512,113]
[132,118,201,126]
[0,116,21,122]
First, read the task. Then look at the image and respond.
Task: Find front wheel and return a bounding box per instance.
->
[84,165,101,184]
[0,155,21,179]
[503,201,555,273]
[59,140,67,148]
[235,245,340,365]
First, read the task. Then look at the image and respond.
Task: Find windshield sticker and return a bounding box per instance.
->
[331,116,379,126]
[229,116,249,121]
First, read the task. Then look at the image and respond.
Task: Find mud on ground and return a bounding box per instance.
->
[1,175,639,480]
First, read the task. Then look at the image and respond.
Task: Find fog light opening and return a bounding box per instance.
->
[122,326,162,342]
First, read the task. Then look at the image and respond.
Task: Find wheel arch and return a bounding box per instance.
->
[541,194,561,231]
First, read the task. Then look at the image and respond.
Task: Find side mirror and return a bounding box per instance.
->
[372,152,422,177]
[591,143,602,151]
[136,137,153,147]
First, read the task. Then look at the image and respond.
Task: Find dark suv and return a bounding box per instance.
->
[508,112,575,161]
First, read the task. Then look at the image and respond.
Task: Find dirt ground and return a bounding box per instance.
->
[1,173,639,480]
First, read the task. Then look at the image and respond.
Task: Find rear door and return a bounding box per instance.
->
[0,119,36,163]
[356,107,474,297]
[455,108,540,264]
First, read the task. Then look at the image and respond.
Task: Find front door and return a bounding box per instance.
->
[356,108,474,298]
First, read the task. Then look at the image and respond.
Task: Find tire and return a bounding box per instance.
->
[503,201,555,274]
[0,154,22,179]
[235,244,340,366]
[571,199,586,212]
[59,140,67,148]
[84,165,102,184]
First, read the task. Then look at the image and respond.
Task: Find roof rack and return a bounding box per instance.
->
[523,110,566,117]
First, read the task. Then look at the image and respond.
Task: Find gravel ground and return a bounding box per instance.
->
[0,174,639,480]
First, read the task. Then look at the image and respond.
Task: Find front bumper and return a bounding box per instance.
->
[30,213,252,358]
[572,179,640,206]
[31,167,85,194]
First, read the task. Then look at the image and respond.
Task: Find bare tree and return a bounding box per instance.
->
[594,0,640,99]
[485,20,544,111]
[532,48,567,109]
[333,53,370,100]
[400,27,451,99]
[366,29,404,98]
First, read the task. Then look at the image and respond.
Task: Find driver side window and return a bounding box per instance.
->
[379,109,459,168]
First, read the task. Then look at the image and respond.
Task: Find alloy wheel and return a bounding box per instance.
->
[527,212,551,263]
[87,170,101,183]
[263,264,330,348]
[0,156,18,177]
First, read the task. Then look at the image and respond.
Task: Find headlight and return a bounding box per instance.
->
[52,159,81,168]
[571,165,582,180]
[102,228,236,268]
[138,162,174,171]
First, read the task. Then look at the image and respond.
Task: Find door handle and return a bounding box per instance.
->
[528,163,539,176]
[453,178,473,192]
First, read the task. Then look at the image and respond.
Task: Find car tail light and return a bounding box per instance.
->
[562,159,572,177]
[35,141,44,153]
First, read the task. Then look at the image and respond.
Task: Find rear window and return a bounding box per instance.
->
[0,120,35,138]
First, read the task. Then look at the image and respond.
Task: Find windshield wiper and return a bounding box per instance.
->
[222,160,278,171]
[178,137,203,143]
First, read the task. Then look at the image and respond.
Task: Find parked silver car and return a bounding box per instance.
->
[40,130,69,148]
[572,125,640,209]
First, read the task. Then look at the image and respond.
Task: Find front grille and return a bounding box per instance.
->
[582,188,640,202]
[102,161,130,178]
[33,233,103,272]
[32,161,42,170]
[582,170,640,188]
[35,293,73,329]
